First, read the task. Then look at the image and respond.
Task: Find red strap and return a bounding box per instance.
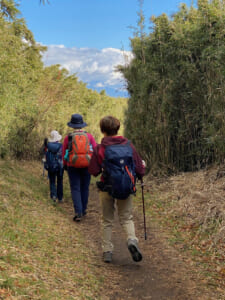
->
[125,165,136,192]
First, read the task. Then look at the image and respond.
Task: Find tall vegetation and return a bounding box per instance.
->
[0,1,127,159]
[119,0,225,173]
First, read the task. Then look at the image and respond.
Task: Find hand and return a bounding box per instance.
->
[142,160,146,168]
[137,174,143,181]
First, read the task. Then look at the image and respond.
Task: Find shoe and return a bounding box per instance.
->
[73,215,82,222]
[127,239,142,262]
[103,251,112,263]
[58,199,63,203]
[52,196,57,202]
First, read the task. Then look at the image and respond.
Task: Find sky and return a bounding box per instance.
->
[18,0,194,97]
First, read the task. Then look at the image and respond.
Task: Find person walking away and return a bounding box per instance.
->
[62,114,97,222]
[44,130,64,203]
[88,116,145,263]
[40,137,48,177]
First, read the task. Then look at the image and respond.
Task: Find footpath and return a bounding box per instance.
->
[63,183,216,300]
[0,160,222,299]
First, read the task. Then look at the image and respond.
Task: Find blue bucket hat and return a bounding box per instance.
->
[67,114,87,128]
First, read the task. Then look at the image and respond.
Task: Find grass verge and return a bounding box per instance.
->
[133,173,225,299]
[0,159,104,300]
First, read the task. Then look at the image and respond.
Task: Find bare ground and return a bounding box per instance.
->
[62,182,219,300]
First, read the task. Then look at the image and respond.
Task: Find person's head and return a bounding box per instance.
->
[100,116,120,136]
[48,130,62,142]
[67,114,87,129]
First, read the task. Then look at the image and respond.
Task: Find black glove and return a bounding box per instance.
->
[63,165,68,171]
[136,174,143,181]
[44,138,48,147]
[96,181,104,190]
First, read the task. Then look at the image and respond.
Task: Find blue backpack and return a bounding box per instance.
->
[44,142,62,173]
[102,142,136,199]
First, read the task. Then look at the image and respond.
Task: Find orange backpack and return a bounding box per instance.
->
[68,132,92,168]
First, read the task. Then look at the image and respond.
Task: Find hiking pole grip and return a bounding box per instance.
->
[141,177,147,240]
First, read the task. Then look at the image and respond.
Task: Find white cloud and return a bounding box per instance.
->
[42,45,133,94]
[95,82,105,88]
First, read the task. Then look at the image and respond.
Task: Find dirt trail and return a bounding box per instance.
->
[63,183,209,300]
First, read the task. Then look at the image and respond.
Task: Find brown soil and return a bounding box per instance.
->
[63,183,219,300]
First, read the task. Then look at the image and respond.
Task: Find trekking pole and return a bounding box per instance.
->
[42,157,46,178]
[141,177,147,240]
[42,164,45,177]
[42,138,48,178]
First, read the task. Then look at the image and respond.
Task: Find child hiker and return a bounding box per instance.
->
[88,116,145,263]
[44,130,64,203]
[62,114,97,222]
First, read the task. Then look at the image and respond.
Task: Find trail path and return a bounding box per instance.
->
[63,183,209,300]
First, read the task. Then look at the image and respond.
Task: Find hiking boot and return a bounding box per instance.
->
[52,196,57,202]
[73,215,82,222]
[103,251,112,263]
[127,239,142,262]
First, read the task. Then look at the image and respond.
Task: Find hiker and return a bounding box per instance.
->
[62,114,97,222]
[40,137,48,177]
[88,115,145,263]
[44,130,64,203]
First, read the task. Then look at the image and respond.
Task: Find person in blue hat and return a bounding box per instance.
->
[62,114,97,222]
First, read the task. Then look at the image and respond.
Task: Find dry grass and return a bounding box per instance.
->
[142,165,225,293]
[1,158,225,299]
[169,166,225,249]
[0,160,105,299]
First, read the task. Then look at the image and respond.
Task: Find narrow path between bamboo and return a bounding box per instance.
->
[60,182,209,300]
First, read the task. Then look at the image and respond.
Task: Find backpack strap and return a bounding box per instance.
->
[67,134,72,152]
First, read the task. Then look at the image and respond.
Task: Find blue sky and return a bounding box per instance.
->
[18,0,194,96]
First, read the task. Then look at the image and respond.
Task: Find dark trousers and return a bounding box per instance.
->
[48,169,64,201]
[67,167,91,216]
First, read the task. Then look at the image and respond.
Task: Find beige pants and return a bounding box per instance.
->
[99,191,138,252]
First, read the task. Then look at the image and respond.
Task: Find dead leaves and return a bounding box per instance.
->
[0,288,12,299]
[217,267,225,277]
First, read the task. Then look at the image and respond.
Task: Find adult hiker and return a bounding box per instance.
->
[88,115,145,263]
[44,130,64,203]
[62,114,97,222]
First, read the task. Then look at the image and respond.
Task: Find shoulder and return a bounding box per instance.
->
[92,143,103,156]
[96,144,105,158]
[63,135,69,142]
[86,132,94,138]
[86,132,97,147]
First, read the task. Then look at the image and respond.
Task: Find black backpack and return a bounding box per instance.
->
[102,142,136,199]
[44,142,62,173]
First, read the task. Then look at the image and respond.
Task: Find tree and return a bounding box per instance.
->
[0,0,19,19]
[39,0,50,4]
[119,0,225,173]
[0,0,128,160]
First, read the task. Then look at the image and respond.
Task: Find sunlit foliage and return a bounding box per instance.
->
[0,1,127,159]
[119,0,225,173]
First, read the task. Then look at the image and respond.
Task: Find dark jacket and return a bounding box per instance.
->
[88,136,145,180]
